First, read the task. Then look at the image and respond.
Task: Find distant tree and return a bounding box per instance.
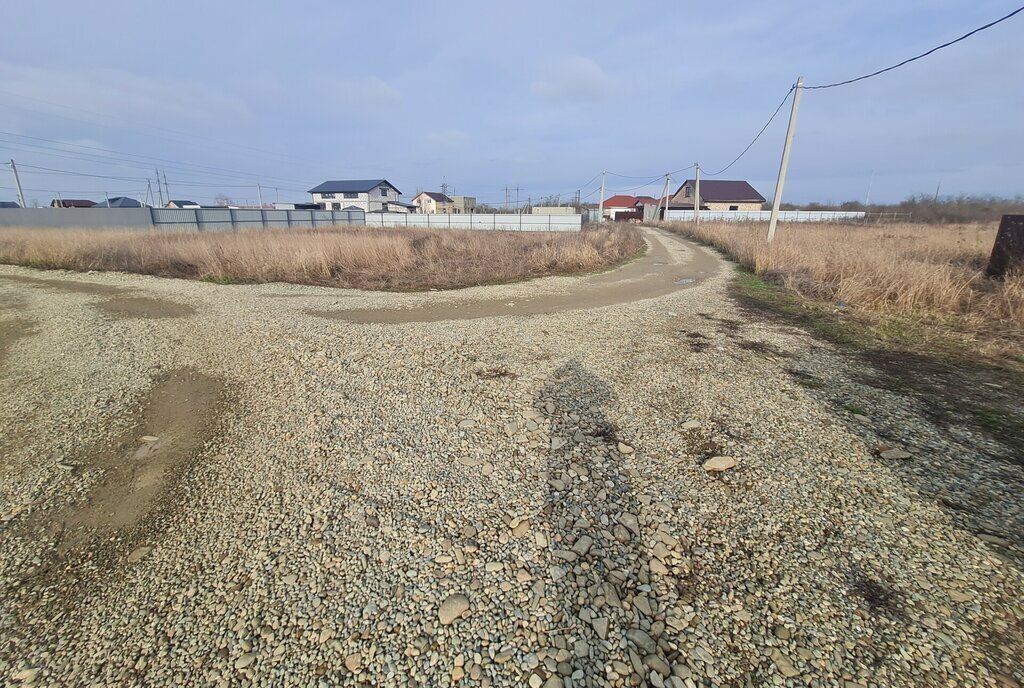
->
[214,194,233,207]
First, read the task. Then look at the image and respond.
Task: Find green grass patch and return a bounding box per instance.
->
[730,265,1024,459]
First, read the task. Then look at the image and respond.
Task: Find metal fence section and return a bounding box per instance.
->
[0,208,579,232]
[363,212,582,232]
[149,208,364,230]
[664,209,866,222]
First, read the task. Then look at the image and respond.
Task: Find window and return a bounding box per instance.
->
[344,192,358,199]
[332,202,341,210]
[321,192,335,199]
[729,205,739,211]
[379,186,389,197]
[685,187,692,197]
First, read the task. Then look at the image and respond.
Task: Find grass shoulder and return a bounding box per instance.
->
[731,266,1024,457]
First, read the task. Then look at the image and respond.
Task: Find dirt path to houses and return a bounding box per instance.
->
[0,229,1021,687]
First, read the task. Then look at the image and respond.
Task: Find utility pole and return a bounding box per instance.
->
[441,178,448,198]
[654,175,669,221]
[598,170,606,222]
[155,168,164,206]
[933,180,942,203]
[145,180,153,207]
[257,183,264,208]
[516,185,520,213]
[9,159,26,208]
[694,163,700,225]
[161,170,170,203]
[767,76,804,242]
[56,191,64,208]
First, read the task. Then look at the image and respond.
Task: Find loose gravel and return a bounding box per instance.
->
[0,229,1021,687]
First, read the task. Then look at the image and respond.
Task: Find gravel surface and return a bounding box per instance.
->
[1,228,1021,687]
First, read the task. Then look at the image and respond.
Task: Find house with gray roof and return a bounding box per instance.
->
[308,179,408,213]
[411,191,454,214]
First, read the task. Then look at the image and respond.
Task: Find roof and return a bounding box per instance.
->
[96,196,143,208]
[602,194,638,207]
[677,179,765,203]
[167,200,198,207]
[308,179,400,194]
[633,196,660,206]
[0,201,21,208]
[51,199,96,208]
[388,200,416,208]
[414,191,453,203]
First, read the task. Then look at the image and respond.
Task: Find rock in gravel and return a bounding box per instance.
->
[680,420,701,430]
[438,593,470,625]
[458,419,476,429]
[880,448,912,460]
[11,668,39,683]
[617,442,635,454]
[644,654,672,677]
[572,535,594,556]
[345,653,361,672]
[773,655,800,678]
[511,518,531,537]
[127,546,152,563]
[140,435,159,442]
[592,617,609,639]
[703,456,737,472]
[625,629,656,654]
[234,653,256,670]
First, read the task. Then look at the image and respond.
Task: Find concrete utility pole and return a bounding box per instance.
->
[9,159,26,208]
[257,183,264,208]
[664,175,671,222]
[155,168,164,206]
[598,171,606,222]
[654,174,669,222]
[162,170,170,202]
[694,162,700,225]
[767,76,804,242]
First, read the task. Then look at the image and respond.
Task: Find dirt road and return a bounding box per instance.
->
[0,228,1021,687]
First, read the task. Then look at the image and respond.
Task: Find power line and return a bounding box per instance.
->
[701,86,794,177]
[11,162,149,182]
[805,5,1024,90]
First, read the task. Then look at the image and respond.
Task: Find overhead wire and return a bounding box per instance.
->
[700,86,794,177]
[805,5,1024,89]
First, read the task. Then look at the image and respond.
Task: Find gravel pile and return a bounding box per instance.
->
[0,230,1021,687]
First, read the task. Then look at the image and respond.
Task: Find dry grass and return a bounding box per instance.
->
[0,225,644,291]
[662,220,1023,358]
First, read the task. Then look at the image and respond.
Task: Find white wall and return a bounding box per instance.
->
[665,209,866,222]
[363,213,582,232]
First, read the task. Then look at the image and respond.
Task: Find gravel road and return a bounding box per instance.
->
[1,228,1021,687]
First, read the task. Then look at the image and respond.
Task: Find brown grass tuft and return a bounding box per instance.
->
[661,220,1023,358]
[0,225,644,291]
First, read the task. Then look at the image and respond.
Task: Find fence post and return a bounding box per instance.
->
[470,212,473,231]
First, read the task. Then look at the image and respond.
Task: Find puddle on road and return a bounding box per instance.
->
[309,230,721,324]
[0,274,127,296]
[97,296,195,320]
[35,369,224,555]
[0,318,37,367]
[0,274,194,319]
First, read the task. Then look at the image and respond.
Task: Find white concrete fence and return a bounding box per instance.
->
[0,207,583,232]
[664,209,866,222]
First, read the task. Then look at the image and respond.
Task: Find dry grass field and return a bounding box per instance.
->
[662,220,1023,359]
[0,225,643,290]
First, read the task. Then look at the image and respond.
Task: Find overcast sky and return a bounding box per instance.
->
[0,0,1021,206]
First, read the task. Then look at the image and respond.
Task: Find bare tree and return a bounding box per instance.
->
[214,194,233,207]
